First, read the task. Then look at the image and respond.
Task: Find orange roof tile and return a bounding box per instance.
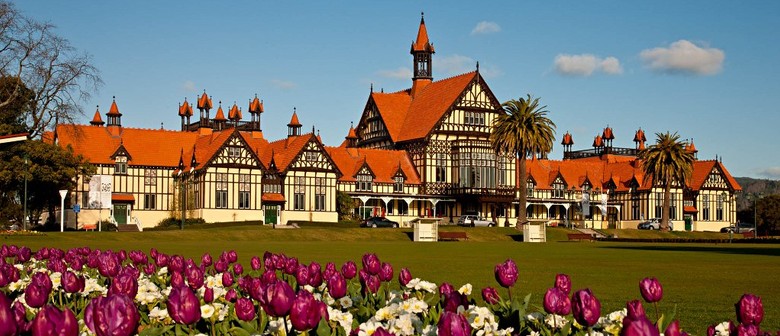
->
[411,15,434,53]
[684,206,698,213]
[634,128,646,143]
[107,98,121,116]
[178,99,193,117]
[249,95,263,113]
[688,160,742,192]
[561,132,573,146]
[592,135,603,147]
[346,125,358,140]
[288,111,301,127]
[214,105,226,121]
[55,124,200,167]
[686,141,698,153]
[262,193,285,202]
[229,103,242,120]
[90,107,104,125]
[603,126,614,140]
[197,91,213,110]
[325,145,420,184]
[112,194,135,203]
[260,133,314,172]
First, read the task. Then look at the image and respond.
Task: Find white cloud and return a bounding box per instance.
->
[182,80,196,93]
[640,40,724,75]
[271,79,296,90]
[471,21,501,35]
[757,167,780,179]
[438,54,475,75]
[377,67,412,80]
[554,54,623,76]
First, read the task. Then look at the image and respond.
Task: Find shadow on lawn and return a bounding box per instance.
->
[599,245,780,257]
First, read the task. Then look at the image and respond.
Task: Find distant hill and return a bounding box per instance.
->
[733,177,780,211]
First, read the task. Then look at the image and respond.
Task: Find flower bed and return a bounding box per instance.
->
[0,244,768,335]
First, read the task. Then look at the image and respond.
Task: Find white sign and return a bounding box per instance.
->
[88,175,112,209]
[582,192,590,217]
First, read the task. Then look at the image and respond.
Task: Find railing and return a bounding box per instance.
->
[564,147,638,159]
[131,216,143,232]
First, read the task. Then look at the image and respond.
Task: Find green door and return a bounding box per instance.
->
[114,204,127,225]
[264,205,277,225]
[684,215,693,231]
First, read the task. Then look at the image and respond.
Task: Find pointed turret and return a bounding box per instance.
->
[248,95,264,131]
[179,98,194,131]
[106,96,122,127]
[212,102,226,131]
[633,128,647,150]
[602,126,614,148]
[345,122,359,148]
[287,108,302,137]
[593,135,604,148]
[410,13,435,97]
[197,90,213,128]
[686,138,698,160]
[561,131,573,153]
[90,106,104,126]
[228,102,242,126]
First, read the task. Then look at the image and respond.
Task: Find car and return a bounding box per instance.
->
[720,222,755,233]
[360,217,399,228]
[457,215,495,227]
[637,219,674,230]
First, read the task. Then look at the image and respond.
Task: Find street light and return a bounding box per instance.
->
[23,155,28,231]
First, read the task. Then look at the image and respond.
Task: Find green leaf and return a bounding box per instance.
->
[138,326,172,336]
[238,320,258,333]
[317,317,332,336]
[228,327,252,336]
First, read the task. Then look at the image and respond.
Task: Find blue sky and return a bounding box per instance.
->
[16,1,780,179]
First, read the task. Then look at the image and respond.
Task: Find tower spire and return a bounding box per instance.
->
[410,12,435,97]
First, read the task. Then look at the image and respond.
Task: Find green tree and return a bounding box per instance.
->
[489,94,556,228]
[0,76,34,135]
[336,190,356,220]
[755,195,780,235]
[639,132,695,231]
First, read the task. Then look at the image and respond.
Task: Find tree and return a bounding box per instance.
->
[489,94,556,229]
[0,1,101,138]
[336,191,356,220]
[755,195,780,236]
[639,132,694,231]
[0,75,33,135]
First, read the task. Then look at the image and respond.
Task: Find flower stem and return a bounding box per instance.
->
[654,301,660,322]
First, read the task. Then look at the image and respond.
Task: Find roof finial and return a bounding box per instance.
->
[476,61,480,72]
[370,83,373,93]
[160,122,164,129]
[421,11,424,22]
[312,125,315,133]
[350,121,354,128]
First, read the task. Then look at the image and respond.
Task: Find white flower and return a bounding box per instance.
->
[400,297,428,314]
[458,283,473,296]
[157,266,168,275]
[149,306,169,321]
[213,303,228,321]
[421,325,437,336]
[375,303,400,321]
[200,304,215,319]
[529,331,541,336]
[268,317,292,334]
[467,306,496,330]
[338,296,353,308]
[49,272,62,290]
[389,314,416,336]
[544,314,568,328]
[328,306,354,334]
[526,312,543,321]
[715,322,732,336]
[359,319,383,336]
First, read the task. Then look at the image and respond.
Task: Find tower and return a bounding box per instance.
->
[288,108,302,137]
[410,12,435,97]
[197,90,213,128]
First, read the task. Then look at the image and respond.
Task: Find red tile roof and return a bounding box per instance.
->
[633,128,646,143]
[369,71,477,142]
[684,206,698,213]
[602,126,614,140]
[411,15,434,53]
[288,111,301,127]
[261,133,314,172]
[592,135,604,147]
[325,145,420,184]
[214,105,226,121]
[261,193,285,202]
[90,108,104,125]
[561,132,573,145]
[249,95,263,113]
[178,99,193,117]
[112,194,135,203]
[107,99,121,116]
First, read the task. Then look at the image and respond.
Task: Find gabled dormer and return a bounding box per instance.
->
[393,164,406,193]
[551,173,567,199]
[526,175,537,198]
[354,162,375,192]
[110,141,131,175]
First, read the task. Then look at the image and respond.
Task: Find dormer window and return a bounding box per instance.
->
[393,175,404,193]
[114,156,127,175]
[552,179,565,198]
[356,174,372,191]
[527,181,535,198]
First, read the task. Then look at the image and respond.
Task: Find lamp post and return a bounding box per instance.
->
[23,155,28,231]
[59,189,68,232]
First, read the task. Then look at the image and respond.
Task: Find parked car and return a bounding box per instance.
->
[457,215,495,227]
[360,217,399,228]
[637,219,674,230]
[720,222,755,233]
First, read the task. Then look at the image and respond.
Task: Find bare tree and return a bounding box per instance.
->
[0,1,101,138]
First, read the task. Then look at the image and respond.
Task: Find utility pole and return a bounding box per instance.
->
[23,155,28,230]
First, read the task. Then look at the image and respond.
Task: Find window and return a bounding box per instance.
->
[144,194,156,210]
[655,192,663,219]
[114,156,127,175]
[670,193,677,220]
[716,194,725,221]
[457,151,496,189]
[702,195,710,220]
[435,154,446,182]
[552,180,565,198]
[228,147,241,157]
[396,200,408,215]
[356,174,372,191]
[263,173,281,194]
[497,155,510,187]
[393,176,404,193]
[216,173,228,208]
[144,170,157,185]
[315,178,326,211]
[239,191,250,209]
[527,181,535,198]
[631,194,640,220]
[294,176,305,210]
[304,151,318,162]
[464,111,485,126]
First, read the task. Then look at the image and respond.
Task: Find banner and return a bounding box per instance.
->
[88,175,112,209]
[582,192,590,217]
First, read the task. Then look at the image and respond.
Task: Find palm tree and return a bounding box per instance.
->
[490,94,556,229]
[639,132,695,231]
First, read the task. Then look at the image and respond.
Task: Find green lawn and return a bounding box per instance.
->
[5,225,778,333]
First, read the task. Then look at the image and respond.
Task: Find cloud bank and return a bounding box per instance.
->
[640,40,724,75]
[471,21,501,35]
[182,80,197,93]
[271,79,296,90]
[757,167,780,180]
[378,67,413,80]
[554,54,623,76]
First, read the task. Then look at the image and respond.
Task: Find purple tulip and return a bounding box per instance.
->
[399,268,412,287]
[249,278,266,302]
[555,274,572,294]
[214,259,228,273]
[261,270,278,285]
[47,259,67,274]
[443,292,469,313]
[543,287,571,315]
[251,256,262,270]
[494,259,518,288]
[736,324,758,336]
[341,261,357,279]
[24,283,49,308]
[626,300,646,320]
[263,252,275,270]
[362,274,381,294]
[736,294,764,326]
[379,262,393,282]
[232,263,244,277]
[186,266,205,290]
[639,277,663,303]
[31,305,78,336]
[154,253,169,268]
[572,289,601,327]
[327,273,347,299]
[296,265,310,287]
[227,250,238,263]
[167,287,200,325]
[374,328,394,336]
[222,271,234,287]
[98,252,121,278]
[286,257,300,275]
[308,262,323,288]
[439,282,455,297]
[362,253,381,275]
[621,315,659,336]
[664,320,683,336]
[200,253,213,268]
[150,248,159,259]
[30,272,52,293]
[17,247,31,263]
[482,287,500,305]
[261,280,295,317]
[169,255,185,273]
[85,295,139,336]
[170,272,185,288]
[273,253,285,270]
[12,301,28,334]
[290,290,328,332]
[0,292,18,336]
[204,287,214,303]
[437,311,472,336]
[109,273,138,298]
[235,297,256,321]
[143,263,156,275]
[707,325,716,336]
[225,289,238,302]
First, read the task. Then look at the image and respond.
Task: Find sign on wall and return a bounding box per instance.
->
[88,175,112,209]
[582,192,590,217]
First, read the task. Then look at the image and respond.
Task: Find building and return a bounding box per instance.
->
[48,15,740,231]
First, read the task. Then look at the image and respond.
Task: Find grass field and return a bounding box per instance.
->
[5,224,779,333]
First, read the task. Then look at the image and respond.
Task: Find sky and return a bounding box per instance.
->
[14,1,780,179]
